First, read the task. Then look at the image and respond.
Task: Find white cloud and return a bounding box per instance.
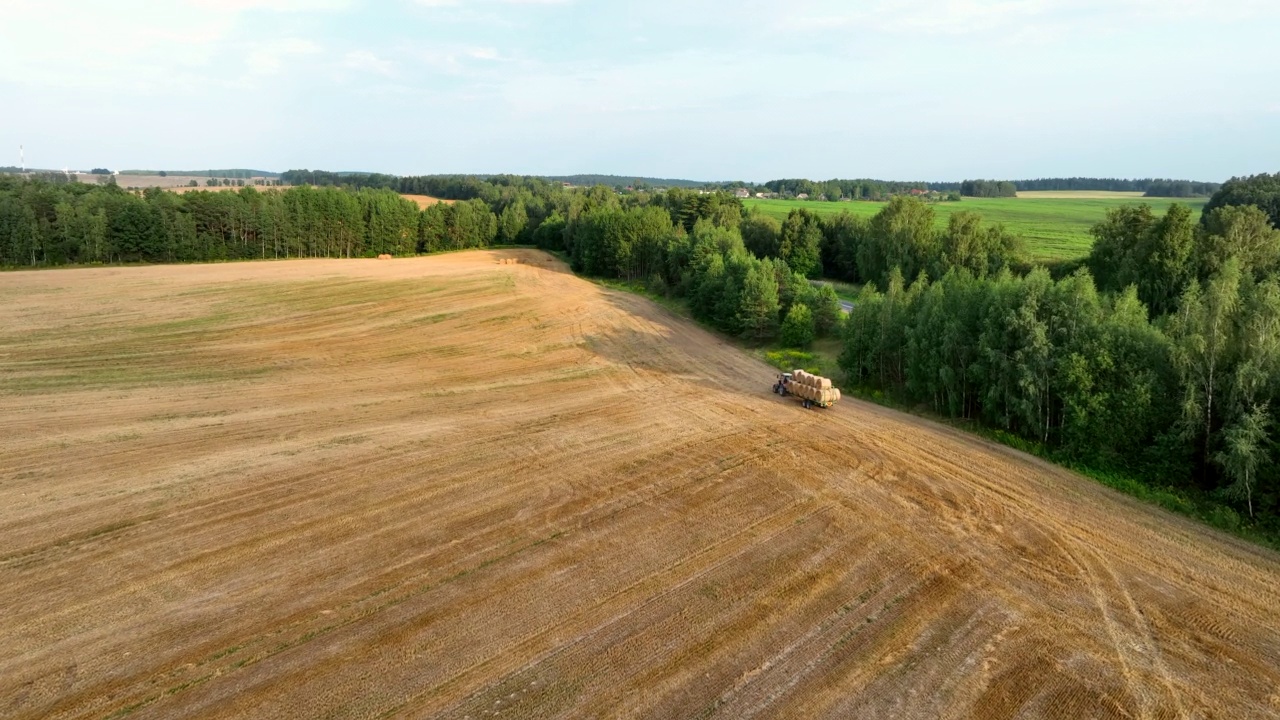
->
[343,50,397,75]
[249,39,323,76]
[410,0,570,6]
[0,0,349,91]
[778,0,1280,37]
[187,0,351,11]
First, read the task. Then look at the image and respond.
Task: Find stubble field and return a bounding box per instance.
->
[402,195,457,209]
[2,251,1278,719]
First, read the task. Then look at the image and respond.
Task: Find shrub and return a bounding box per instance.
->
[781,303,815,348]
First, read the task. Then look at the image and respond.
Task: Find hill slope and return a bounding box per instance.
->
[1,251,1277,718]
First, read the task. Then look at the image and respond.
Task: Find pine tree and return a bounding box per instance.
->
[736,263,780,341]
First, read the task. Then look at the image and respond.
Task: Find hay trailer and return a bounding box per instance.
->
[772,370,842,410]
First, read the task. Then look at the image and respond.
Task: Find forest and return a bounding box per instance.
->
[271,170,1222,199]
[960,180,1019,198]
[1012,177,1221,196]
[839,174,1280,538]
[2,170,1279,537]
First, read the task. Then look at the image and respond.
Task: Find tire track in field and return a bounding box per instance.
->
[3,251,1279,720]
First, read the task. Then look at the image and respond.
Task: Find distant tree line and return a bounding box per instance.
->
[545,174,710,189]
[1143,179,1220,198]
[0,178,424,264]
[1012,177,1221,196]
[960,180,1018,198]
[762,178,960,201]
[118,169,279,180]
[278,170,1225,201]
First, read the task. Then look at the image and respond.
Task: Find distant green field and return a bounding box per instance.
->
[743,196,1207,265]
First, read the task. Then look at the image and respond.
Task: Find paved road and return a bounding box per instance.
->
[809,279,855,313]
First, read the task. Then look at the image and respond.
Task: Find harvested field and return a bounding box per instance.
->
[165,184,285,194]
[402,194,456,209]
[2,250,1279,719]
[87,174,280,190]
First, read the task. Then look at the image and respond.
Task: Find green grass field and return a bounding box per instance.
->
[743,195,1207,265]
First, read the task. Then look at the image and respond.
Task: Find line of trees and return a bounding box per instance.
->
[840,190,1280,530]
[551,192,1029,346]
[1012,177,1220,196]
[535,196,842,345]
[763,178,957,200]
[0,179,431,264]
[0,174,760,268]
[960,179,1018,198]
[1143,179,1221,198]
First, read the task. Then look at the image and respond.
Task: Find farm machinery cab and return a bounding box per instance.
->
[773,372,794,396]
[773,370,842,409]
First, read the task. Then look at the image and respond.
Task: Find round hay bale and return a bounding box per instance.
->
[818,377,832,390]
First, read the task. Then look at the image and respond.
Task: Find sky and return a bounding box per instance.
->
[1,0,1278,182]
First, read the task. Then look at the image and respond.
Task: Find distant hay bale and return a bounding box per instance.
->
[377,254,392,260]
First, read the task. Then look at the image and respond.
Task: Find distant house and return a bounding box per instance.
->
[734,188,750,199]
[755,192,769,199]
[796,193,810,200]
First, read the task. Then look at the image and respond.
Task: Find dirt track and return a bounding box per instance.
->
[2,250,1278,719]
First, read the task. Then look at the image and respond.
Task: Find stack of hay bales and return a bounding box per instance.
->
[791,370,842,406]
